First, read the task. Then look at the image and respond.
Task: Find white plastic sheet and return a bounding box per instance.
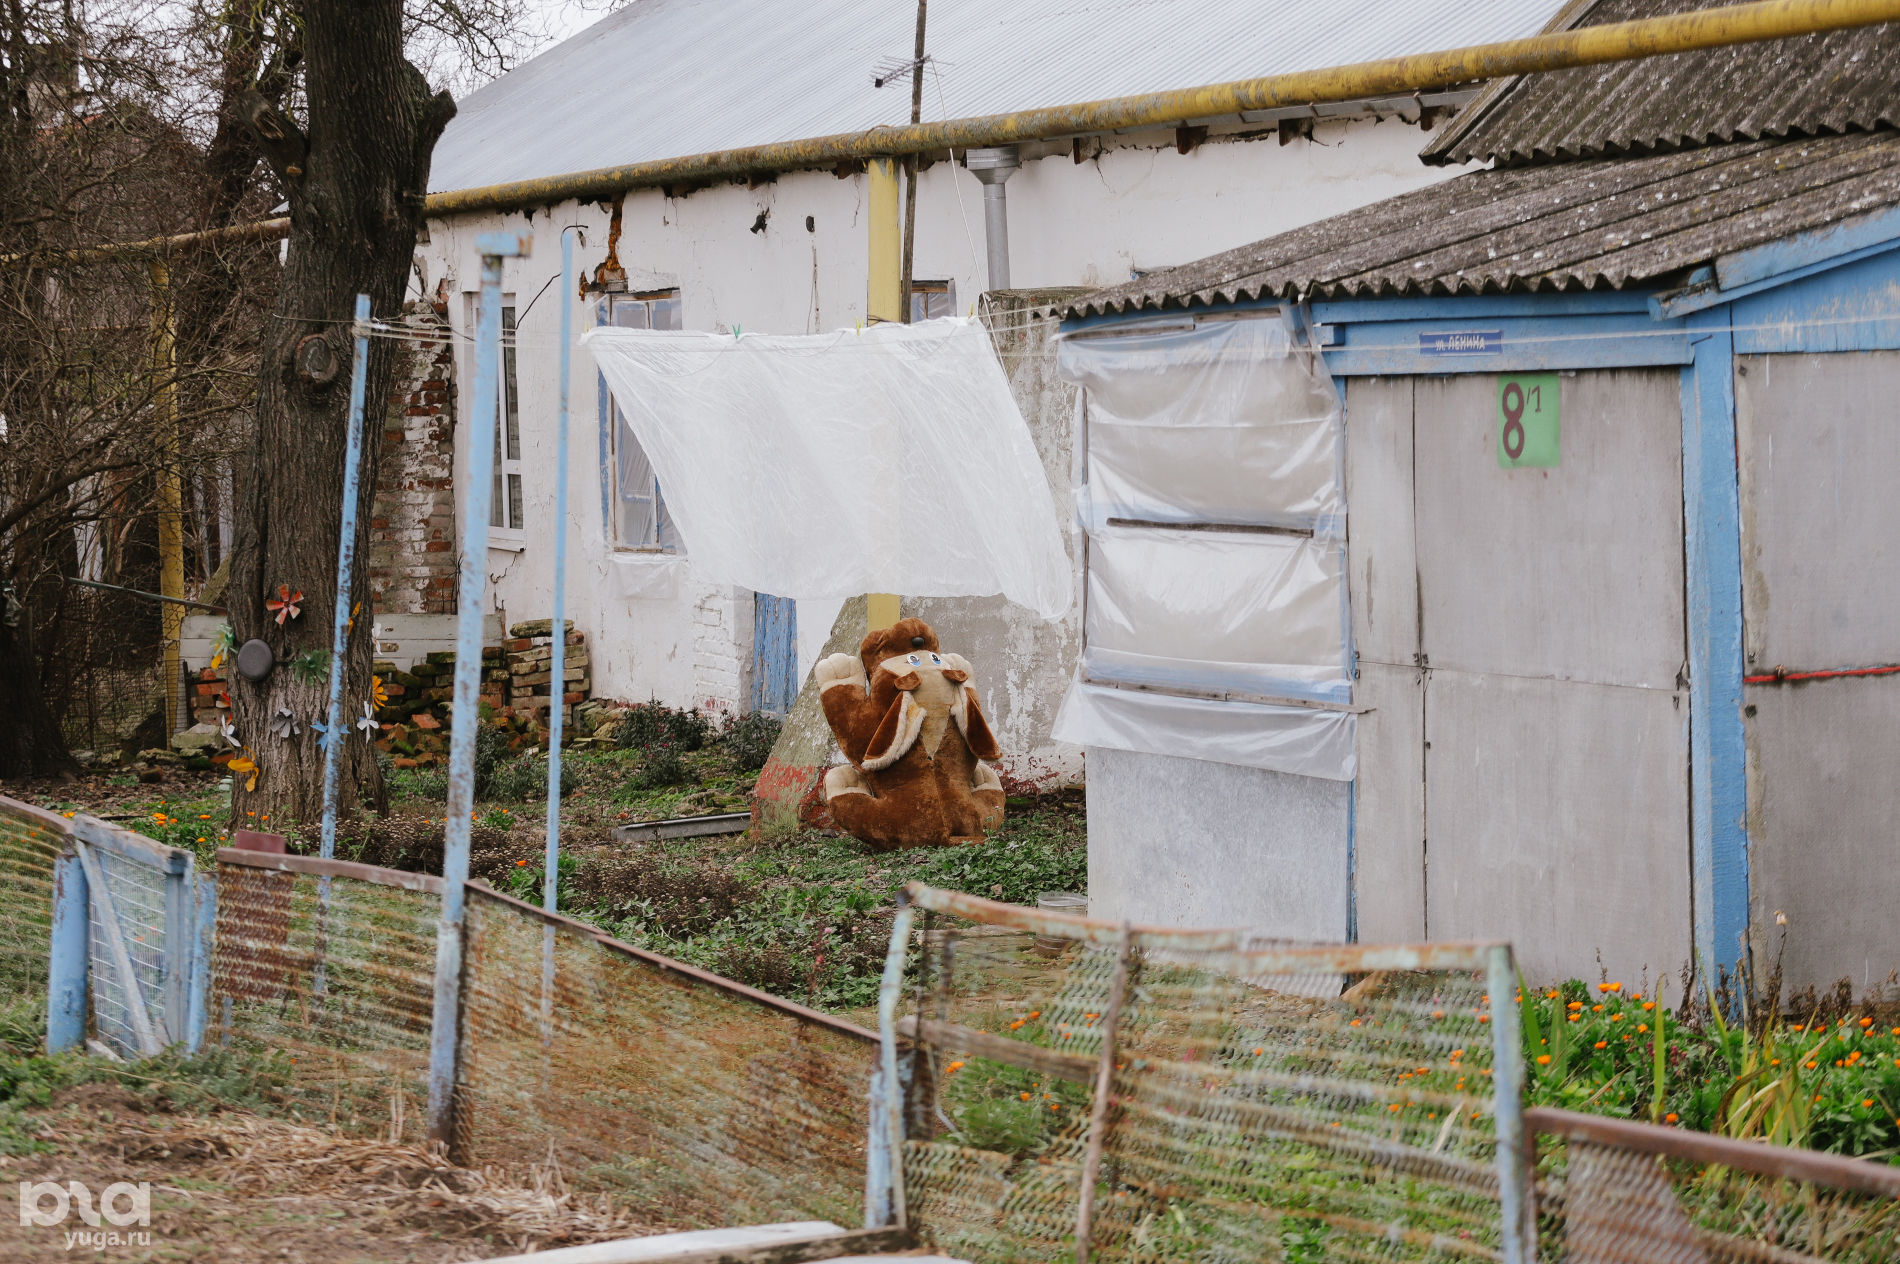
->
[581,319,1071,619]
[1053,309,1353,776]
[1052,679,1356,781]
[1060,317,1343,531]
[1084,522,1347,698]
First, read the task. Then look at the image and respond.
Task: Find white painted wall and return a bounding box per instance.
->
[419,116,1466,716]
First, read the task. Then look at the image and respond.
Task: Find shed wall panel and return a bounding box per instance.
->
[1085,746,1348,937]
[1422,670,1692,988]
[1735,351,1900,671]
[1744,674,1900,994]
[1351,661,1426,943]
[1413,370,1685,690]
[1345,376,1418,669]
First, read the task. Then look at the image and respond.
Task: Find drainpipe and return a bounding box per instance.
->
[964,147,1019,291]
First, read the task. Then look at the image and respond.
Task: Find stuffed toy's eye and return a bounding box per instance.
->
[931,653,942,666]
[906,654,920,665]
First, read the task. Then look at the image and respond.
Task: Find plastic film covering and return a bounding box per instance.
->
[582,318,1071,620]
[1084,523,1346,694]
[1052,680,1356,781]
[0,797,65,996]
[898,895,1508,1264]
[1060,317,1343,531]
[1054,309,1354,775]
[1533,1130,1900,1263]
[458,887,875,1228]
[212,861,436,1139]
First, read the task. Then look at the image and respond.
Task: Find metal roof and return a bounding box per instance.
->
[428,0,1566,195]
[1052,130,1900,316]
[1421,0,1900,167]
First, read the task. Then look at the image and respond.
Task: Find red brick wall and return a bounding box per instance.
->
[368,299,457,615]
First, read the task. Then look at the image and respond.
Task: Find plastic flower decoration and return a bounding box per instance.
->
[370,675,389,708]
[266,584,304,625]
[310,718,339,754]
[267,707,300,740]
[357,701,381,739]
[219,716,242,748]
[209,622,237,670]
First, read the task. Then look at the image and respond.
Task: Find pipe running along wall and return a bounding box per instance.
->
[421,0,1900,216]
[13,0,1900,264]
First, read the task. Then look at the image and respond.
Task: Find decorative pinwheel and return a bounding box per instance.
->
[268,708,300,740]
[310,718,339,754]
[266,584,304,625]
[357,701,381,740]
[220,716,241,748]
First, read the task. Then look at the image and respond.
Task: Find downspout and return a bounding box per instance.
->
[965,147,1019,291]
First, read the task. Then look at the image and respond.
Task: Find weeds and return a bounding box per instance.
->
[718,711,782,773]
[614,701,714,753]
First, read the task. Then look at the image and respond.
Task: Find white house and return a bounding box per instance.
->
[410,0,1565,784]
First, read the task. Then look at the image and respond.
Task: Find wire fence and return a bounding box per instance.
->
[458,884,875,1228]
[1531,1108,1900,1264]
[211,852,438,1140]
[0,798,67,998]
[892,884,1524,1264]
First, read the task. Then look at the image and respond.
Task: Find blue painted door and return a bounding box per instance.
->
[751,593,798,714]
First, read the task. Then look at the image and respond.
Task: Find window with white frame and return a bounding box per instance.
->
[910,279,955,322]
[599,290,683,551]
[489,303,525,533]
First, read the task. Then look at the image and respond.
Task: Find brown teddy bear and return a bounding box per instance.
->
[815,617,1006,850]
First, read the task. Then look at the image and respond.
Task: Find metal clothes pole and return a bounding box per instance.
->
[540,227,577,1049]
[312,294,372,998]
[428,232,527,1152]
[545,229,575,915]
[319,294,374,862]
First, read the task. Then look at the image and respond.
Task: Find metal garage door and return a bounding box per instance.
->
[1736,351,1900,993]
[1347,369,1693,986]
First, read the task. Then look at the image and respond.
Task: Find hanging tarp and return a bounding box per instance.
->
[581,318,1071,620]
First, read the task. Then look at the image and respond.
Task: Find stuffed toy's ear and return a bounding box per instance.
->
[952,684,1001,761]
[939,652,973,684]
[862,693,926,771]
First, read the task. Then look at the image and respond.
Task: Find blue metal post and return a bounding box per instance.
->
[428,233,527,1152]
[1486,945,1533,1264]
[867,904,914,1228]
[183,871,216,1054]
[546,229,576,913]
[1680,305,1750,995]
[46,850,88,1053]
[320,293,374,862]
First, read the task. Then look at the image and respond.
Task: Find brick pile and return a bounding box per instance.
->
[188,665,225,726]
[503,619,591,728]
[371,622,592,765]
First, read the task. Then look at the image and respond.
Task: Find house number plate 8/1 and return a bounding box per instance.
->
[1497,373,1560,468]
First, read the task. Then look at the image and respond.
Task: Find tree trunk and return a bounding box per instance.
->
[0,598,81,781]
[229,0,452,830]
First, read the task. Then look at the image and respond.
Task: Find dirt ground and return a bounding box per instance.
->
[3,1083,669,1263]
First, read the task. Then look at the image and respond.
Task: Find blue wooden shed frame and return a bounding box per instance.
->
[1062,210,1900,985]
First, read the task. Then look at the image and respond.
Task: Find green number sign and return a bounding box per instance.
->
[1497,373,1560,468]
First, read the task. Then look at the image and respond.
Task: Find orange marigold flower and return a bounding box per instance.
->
[1806,1061,1819,1069]
[1019,1092,1031,1101]
[1478,1015,1490,1024]
[946,1061,964,1072]
[1431,1010,1445,1019]
[1862,1099,1875,1108]
[1567,1001,1584,1011]
[1536,1055,1551,1065]
[1642,1001,1656,1011]
[1858,1017,1873,1027]
[1252,1047,1264,1056]
[1665,1113,1678,1124]
[1594,1041,1607,1050]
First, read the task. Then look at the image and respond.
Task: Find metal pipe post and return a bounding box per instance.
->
[46,850,89,1053]
[1487,945,1535,1264]
[965,147,1019,291]
[319,293,374,862]
[868,904,915,1227]
[428,233,528,1152]
[545,229,576,914]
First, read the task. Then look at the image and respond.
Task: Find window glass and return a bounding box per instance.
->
[602,291,682,551]
[489,302,525,531]
[910,280,954,323]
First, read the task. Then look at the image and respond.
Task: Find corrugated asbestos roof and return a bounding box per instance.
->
[1053,130,1900,316]
[428,0,1566,194]
[1421,0,1900,167]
